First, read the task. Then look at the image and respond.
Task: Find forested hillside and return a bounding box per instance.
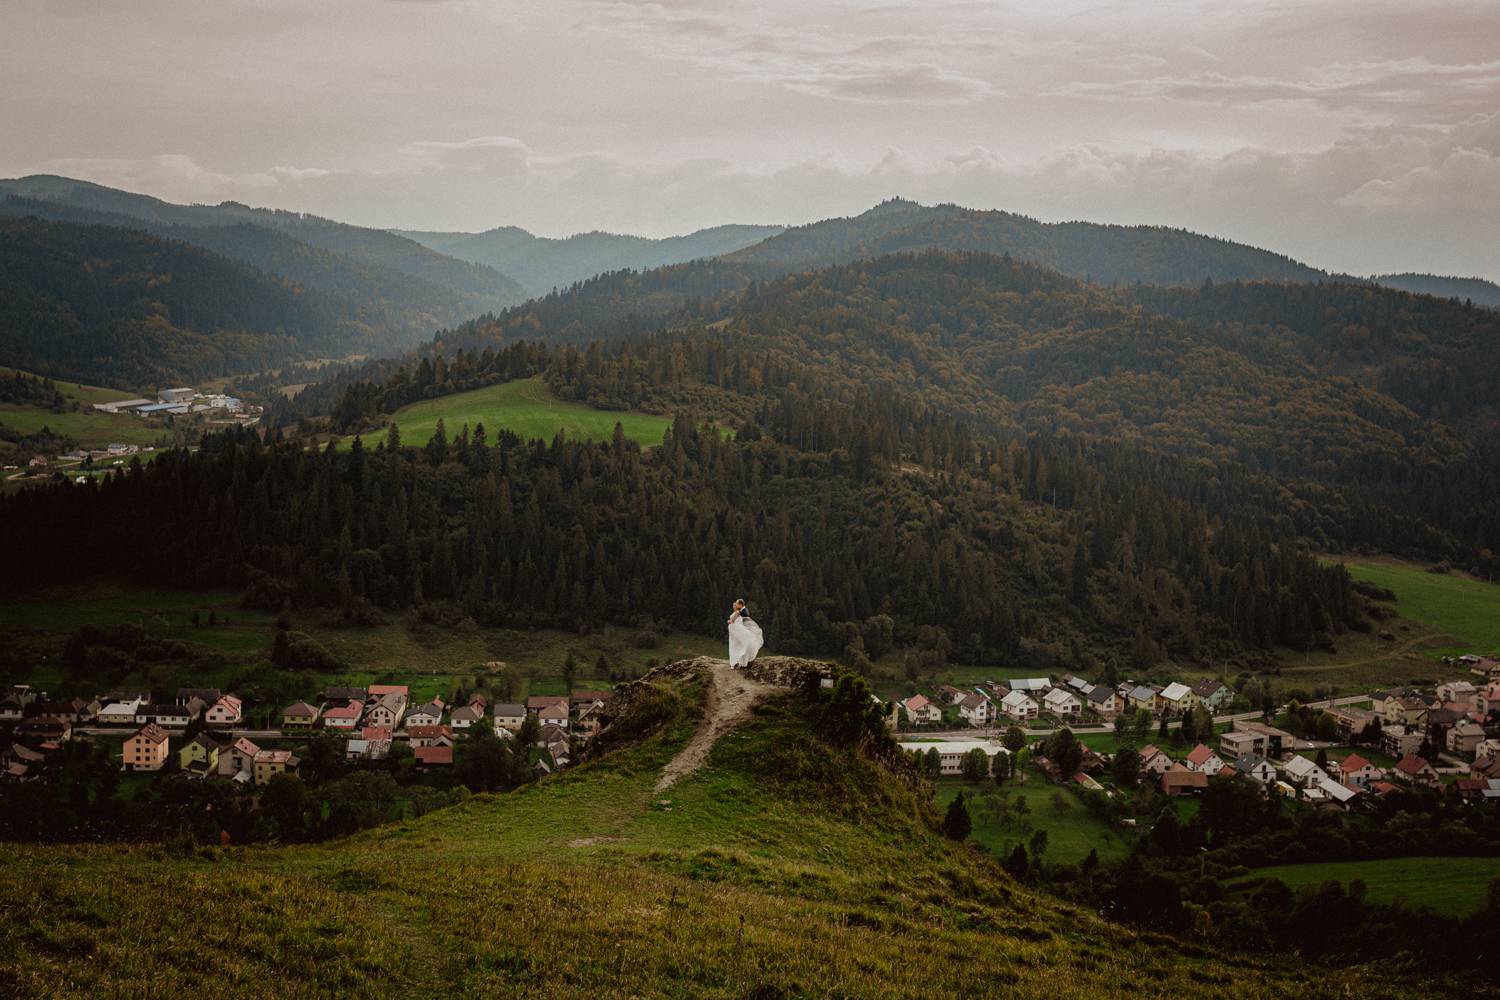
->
[0,217,408,386]
[1,196,500,341]
[325,201,1348,356]
[399,222,784,298]
[2,411,1377,678]
[0,175,527,314]
[297,251,1499,574]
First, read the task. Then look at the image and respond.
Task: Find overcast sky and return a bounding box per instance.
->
[4,0,1498,278]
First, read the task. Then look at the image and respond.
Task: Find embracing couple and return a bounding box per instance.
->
[726,599,763,669]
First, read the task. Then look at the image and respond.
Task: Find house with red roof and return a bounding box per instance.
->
[1138,745,1174,776]
[1161,768,1210,796]
[903,694,944,724]
[1184,743,1224,774]
[1337,753,1380,789]
[322,702,364,729]
[1394,754,1440,786]
[414,745,453,768]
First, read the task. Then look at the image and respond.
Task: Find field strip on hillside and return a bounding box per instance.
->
[1342,561,1500,653]
[389,376,674,448]
[655,657,779,793]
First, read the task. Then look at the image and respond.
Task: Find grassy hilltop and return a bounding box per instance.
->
[0,661,1456,1000]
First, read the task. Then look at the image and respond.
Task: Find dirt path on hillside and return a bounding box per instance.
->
[655,659,778,793]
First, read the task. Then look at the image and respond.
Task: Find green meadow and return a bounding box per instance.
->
[1342,562,1500,656]
[935,778,1134,864]
[1251,856,1496,916]
[390,377,674,448]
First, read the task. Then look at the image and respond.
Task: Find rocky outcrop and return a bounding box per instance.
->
[580,656,836,763]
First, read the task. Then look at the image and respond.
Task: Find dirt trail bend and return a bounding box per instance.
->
[654,658,780,793]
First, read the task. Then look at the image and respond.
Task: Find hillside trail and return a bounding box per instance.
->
[655,657,778,793]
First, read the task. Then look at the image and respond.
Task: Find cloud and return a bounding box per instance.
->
[1049,57,1500,113]
[42,154,282,195]
[570,1,1001,104]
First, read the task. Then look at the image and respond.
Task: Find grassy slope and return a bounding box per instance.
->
[1,668,1442,1000]
[1251,857,1495,916]
[0,367,163,452]
[390,377,673,448]
[1342,562,1500,656]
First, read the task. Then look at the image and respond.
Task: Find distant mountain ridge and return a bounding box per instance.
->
[1371,273,1500,308]
[0,195,497,342]
[721,199,1333,287]
[0,216,412,387]
[396,222,785,298]
[0,175,527,316]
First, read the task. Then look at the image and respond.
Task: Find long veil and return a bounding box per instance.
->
[728,613,764,667]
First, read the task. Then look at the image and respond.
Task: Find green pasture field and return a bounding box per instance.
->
[0,367,165,452]
[1251,856,1496,915]
[389,377,674,449]
[1341,562,1500,657]
[936,777,1133,864]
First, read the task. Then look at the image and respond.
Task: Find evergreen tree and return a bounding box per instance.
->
[518,712,541,748]
[942,793,972,841]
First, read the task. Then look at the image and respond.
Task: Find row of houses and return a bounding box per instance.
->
[895,675,1236,728]
[280,686,615,736]
[11,682,616,737]
[1317,682,1500,760]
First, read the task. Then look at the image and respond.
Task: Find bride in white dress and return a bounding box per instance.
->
[727,599,763,668]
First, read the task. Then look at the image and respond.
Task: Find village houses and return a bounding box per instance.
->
[958,693,997,726]
[1042,687,1082,717]
[1001,690,1039,721]
[123,723,169,772]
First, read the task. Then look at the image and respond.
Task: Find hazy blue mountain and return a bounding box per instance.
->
[0,195,497,342]
[0,175,527,315]
[1371,273,1500,308]
[396,223,785,298]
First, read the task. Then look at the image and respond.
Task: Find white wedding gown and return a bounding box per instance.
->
[728,612,764,667]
